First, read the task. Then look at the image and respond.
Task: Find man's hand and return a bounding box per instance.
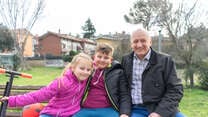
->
[120,114,129,117]
[148,112,161,117]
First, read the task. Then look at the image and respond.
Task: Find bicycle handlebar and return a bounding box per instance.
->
[0,68,32,79]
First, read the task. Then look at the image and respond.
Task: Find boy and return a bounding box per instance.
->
[73,43,131,117]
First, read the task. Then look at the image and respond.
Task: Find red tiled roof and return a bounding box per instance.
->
[39,31,80,42]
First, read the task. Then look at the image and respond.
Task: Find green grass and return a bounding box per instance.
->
[0,67,208,117]
[179,88,208,117]
[0,67,63,85]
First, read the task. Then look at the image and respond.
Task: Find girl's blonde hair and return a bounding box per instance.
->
[61,53,93,76]
[58,53,93,89]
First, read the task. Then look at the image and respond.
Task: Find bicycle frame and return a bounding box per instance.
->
[0,68,32,117]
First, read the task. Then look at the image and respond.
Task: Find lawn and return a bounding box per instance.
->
[0,67,207,117]
[179,88,208,117]
[0,67,63,85]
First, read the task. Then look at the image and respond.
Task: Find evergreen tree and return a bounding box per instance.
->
[0,24,14,52]
[82,18,96,39]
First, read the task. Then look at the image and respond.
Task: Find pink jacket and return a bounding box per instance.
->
[8,69,87,117]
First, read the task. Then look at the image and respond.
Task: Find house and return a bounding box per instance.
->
[96,37,120,49]
[80,38,97,54]
[95,31,130,50]
[0,53,14,69]
[38,31,96,56]
[33,35,40,57]
[14,29,35,57]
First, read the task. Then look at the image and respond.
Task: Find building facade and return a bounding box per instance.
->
[38,31,96,56]
[15,29,35,57]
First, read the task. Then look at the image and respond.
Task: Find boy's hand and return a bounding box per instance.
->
[0,97,9,102]
[148,112,161,117]
[120,114,129,117]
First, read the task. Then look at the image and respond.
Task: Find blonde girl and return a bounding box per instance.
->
[0,53,93,117]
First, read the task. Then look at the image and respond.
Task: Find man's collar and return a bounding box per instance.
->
[134,49,151,61]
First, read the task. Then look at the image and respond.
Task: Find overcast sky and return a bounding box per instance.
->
[31,0,141,36]
[31,0,208,36]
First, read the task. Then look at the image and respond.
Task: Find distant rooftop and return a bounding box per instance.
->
[96,31,130,40]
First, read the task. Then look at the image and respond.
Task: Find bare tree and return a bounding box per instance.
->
[157,0,208,87]
[0,0,45,70]
[124,0,171,30]
[125,0,208,87]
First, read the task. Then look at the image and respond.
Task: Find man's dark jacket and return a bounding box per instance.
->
[81,61,131,116]
[121,49,183,117]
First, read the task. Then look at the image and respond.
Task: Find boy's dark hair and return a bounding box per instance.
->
[95,43,114,55]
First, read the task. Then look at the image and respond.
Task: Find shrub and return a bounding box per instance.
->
[197,61,208,90]
[62,50,79,62]
[13,54,20,71]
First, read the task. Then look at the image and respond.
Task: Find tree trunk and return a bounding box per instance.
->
[186,65,195,88]
[189,72,194,88]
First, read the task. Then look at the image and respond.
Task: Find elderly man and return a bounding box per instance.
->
[121,29,185,117]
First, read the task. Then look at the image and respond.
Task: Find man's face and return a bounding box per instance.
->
[131,30,152,59]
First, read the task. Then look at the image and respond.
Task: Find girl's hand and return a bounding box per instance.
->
[0,97,9,102]
[120,114,129,117]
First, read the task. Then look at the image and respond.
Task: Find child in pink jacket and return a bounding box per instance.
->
[0,53,93,117]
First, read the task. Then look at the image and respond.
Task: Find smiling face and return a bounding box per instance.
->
[131,29,152,60]
[93,51,112,69]
[68,53,93,81]
[93,43,114,69]
[72,59,92,81]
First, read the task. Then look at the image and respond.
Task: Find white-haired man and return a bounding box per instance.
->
[121,29,185,117]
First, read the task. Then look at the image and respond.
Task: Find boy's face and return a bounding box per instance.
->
[93,51,112,69]
[72,59,92,81]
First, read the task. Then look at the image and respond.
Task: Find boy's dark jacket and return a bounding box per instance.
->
[81,61,131,116]
[121,48,183,117]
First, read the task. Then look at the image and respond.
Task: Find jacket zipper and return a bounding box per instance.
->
[104,72,119,111]
[81,73,93,105]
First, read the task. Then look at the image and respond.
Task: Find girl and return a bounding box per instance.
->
[0,53,93,117]
[73,43,131,117]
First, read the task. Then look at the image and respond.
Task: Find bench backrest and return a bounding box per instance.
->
[0,85,45,117]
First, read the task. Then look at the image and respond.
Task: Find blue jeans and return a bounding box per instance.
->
[131,106,149,117]
[131,106,186,117]
[72,107,119,117]
[39,114,53,117]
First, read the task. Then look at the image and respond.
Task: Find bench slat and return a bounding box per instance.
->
[6,111,21,117]
[0,85,44,90]
[0,85,46,117]
[0,91,35,96]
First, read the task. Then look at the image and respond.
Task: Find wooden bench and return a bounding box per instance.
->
[0,85,45,117]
